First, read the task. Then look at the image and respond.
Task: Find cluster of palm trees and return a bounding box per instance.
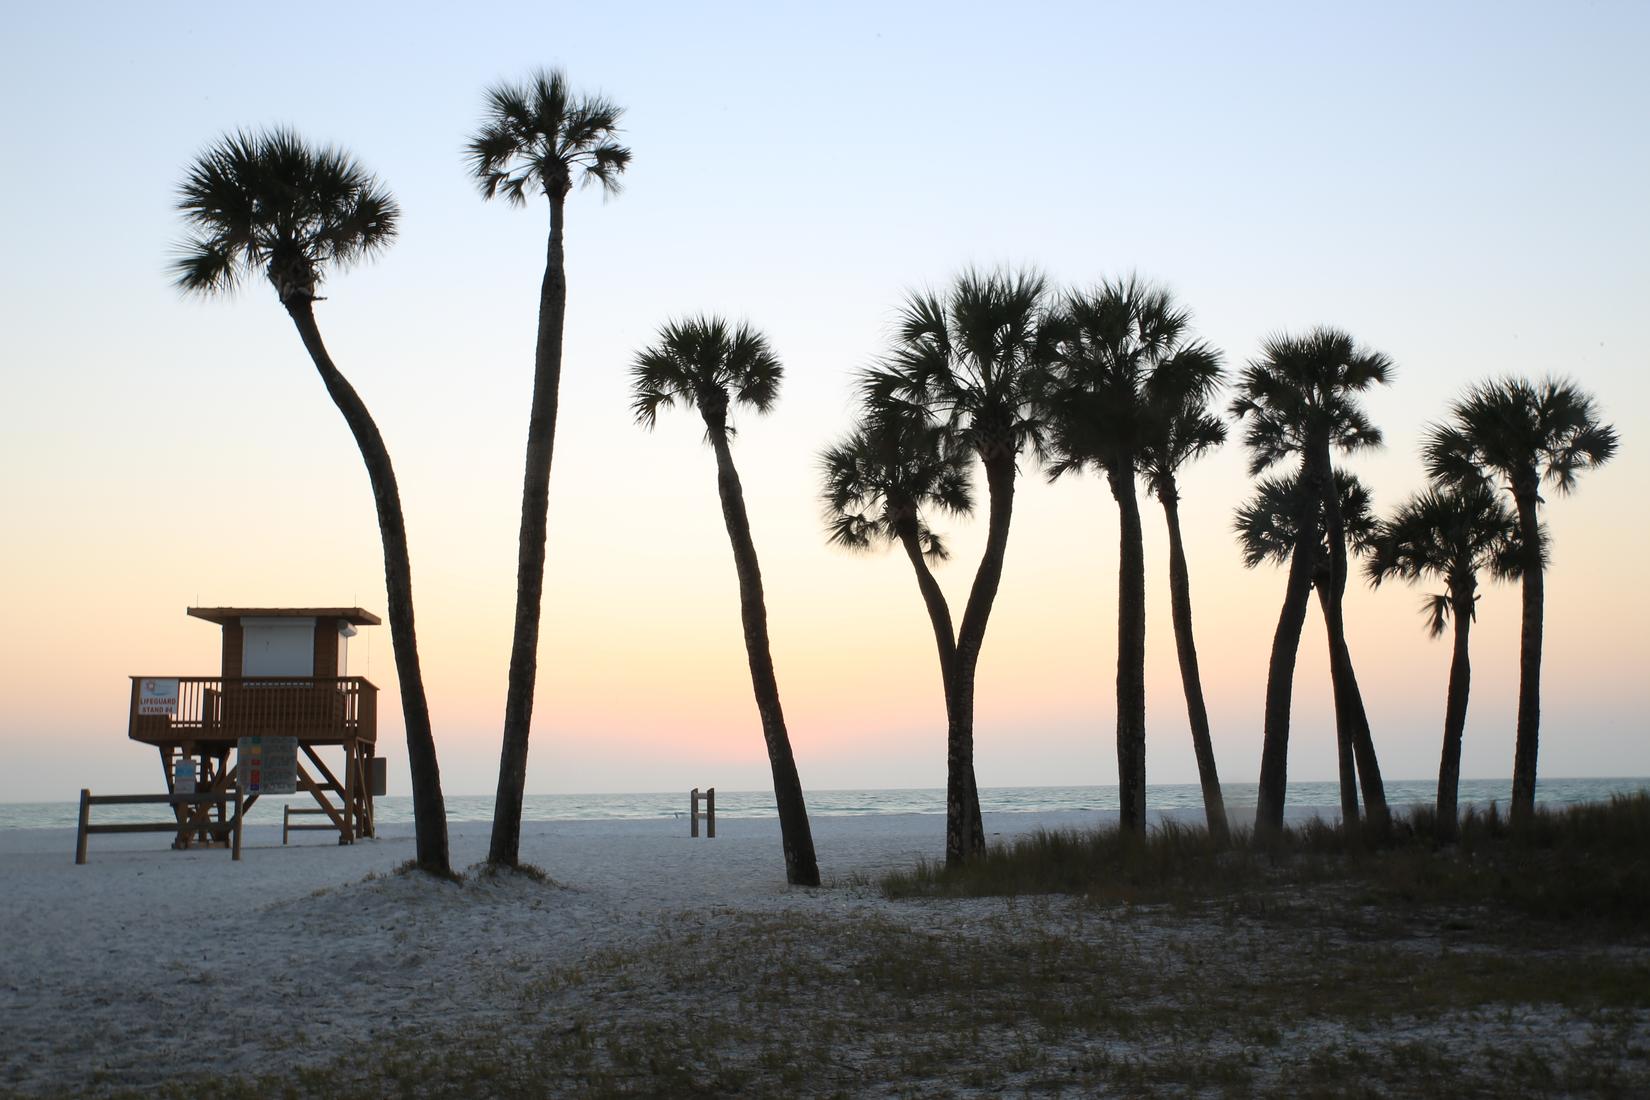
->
[172,71,1617,882]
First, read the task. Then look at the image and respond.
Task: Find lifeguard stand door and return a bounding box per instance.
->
[241,617,315,676]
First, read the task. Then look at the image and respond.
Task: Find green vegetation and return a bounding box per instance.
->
[884,793,1650,923]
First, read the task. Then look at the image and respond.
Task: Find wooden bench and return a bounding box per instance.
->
[75,787,244,864]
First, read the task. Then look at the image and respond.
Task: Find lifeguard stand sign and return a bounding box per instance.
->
[239,736,298,795]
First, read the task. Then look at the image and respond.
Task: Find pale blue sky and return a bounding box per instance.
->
[2,1,1646,801]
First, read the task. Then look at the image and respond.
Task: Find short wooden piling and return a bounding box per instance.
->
[690,786,717,838]
[75,789,91,865]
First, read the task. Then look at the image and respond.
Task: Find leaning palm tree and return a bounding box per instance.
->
[820,407,974,832]
[1138,377,1230,841]
[1235,471,1379,831]
[1039,277,1223,835]
[467,69,631,868]
[630,317,819,886]
[1423,377,1617,823]
[173,128,450,875]
[1367,483,1522,840]
[821,409,973,698]
[1231,328,1392,835]
[863,268,1057,865]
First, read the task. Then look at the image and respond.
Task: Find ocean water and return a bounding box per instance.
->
[3,777,1644,831]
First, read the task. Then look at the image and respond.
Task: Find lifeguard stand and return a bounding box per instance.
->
[127,607,385,845]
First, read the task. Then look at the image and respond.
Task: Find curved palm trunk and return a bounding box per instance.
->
[1256,464,1319,836]
[1315,584,1363,834]
[945,453,1017,865]
[1315,451,1390,837]
[491,193,568,867]
[1511,484,1543,824]
[1109,464,1148,836]
[1159,485,1227,842]
[894,520,969,845]
[285,301,450,875]
[707,427,819,886]
[1436,587,1474,843]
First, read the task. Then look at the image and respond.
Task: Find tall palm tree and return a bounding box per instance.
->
[1235,471,1379,830]
[1039,277,1223,835]
[467,69,631,868]
[1423,377,1617,823]
[1138,378,1229,841]
[1367,483,1523,840]
[1231,328,1392,835]
[630,317,820,886]
[173,129,450,875]
[863,269,1057,865]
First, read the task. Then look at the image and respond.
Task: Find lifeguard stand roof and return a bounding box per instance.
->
[186,607,382,626]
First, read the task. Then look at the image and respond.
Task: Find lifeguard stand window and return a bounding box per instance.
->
[241,617,316,677]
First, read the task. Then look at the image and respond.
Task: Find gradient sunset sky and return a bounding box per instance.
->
[2,1,1646,804]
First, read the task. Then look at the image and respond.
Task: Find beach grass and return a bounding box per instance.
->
[882,792,1650,923]
[46,893,1649,1098]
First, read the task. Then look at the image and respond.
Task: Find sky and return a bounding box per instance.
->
[2,1,1647,805]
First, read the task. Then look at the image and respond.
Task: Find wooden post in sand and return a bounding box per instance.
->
[690,787,717,838]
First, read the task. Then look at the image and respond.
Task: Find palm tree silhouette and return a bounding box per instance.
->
[1137,356,1230,841]
[1038,277,1223,835]
[862,269,1057,865]
[820,408,973,822]
[1367,483,1523,840]
[1234,469,1379,832]
[173,128,450,875]
[631,317,820,886]
[467,69,631,868]
[1423,377,1617,823]
[1231,329,1392,835]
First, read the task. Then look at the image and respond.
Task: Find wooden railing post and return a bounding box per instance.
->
[232,783,243,861]
[75,789,91,865]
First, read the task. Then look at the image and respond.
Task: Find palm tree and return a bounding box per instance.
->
[1230,328,1392,835]
[863,269,1057,865]
[1422,377,1618,823]
[630,317,820,886]
[1138,375,1230,841]
[173,129,450,875]
[1235,471,1379,830]
[467,69,631,868]
[1367,483,1522,840]
[821,409,973,692]
[820,408,973,833]
[1039,277,1223,835]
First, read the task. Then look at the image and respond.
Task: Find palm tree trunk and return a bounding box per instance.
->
[1159,485,1227,842]
[708,428,820,886]
[945,452,1017,865]
[1256,466,1318,836]
[895,519,958,696]
[1511,484,1544,824]
[284,300,450,875]
[1436,588,1474,843]
[490,193,569,867]
[1109,464,1148,836]
[1315,450,1390,837]
[1316,584,1363,834]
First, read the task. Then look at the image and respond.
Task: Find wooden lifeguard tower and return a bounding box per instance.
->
[127,607,385,845]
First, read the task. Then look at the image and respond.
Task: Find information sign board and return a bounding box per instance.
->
[238,735,298,795]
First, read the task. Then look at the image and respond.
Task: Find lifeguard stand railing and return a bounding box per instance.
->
[127,676,377,743]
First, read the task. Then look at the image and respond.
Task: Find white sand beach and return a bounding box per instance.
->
[3,811,1645,1097]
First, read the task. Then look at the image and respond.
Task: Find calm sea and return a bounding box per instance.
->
[2,777,1644,830]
